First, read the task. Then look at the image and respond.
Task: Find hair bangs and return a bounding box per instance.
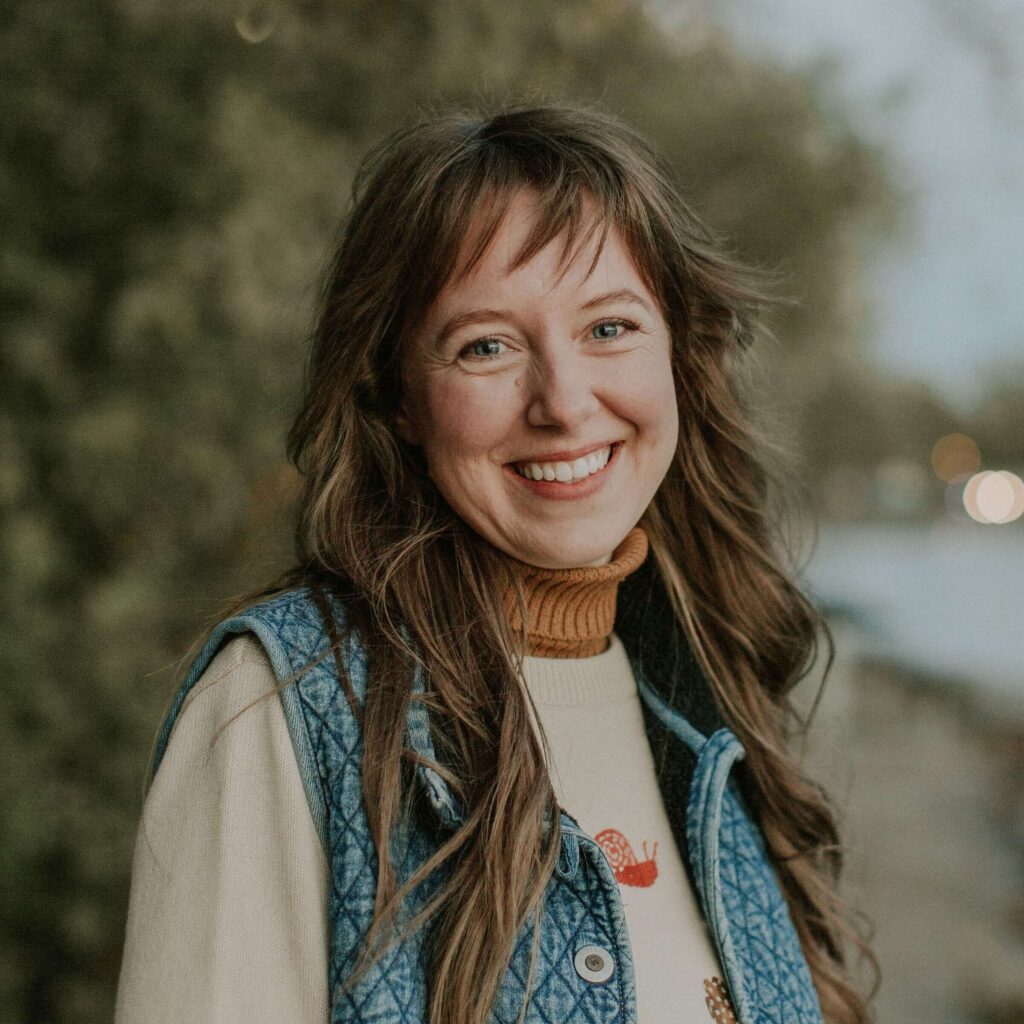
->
[435,150,642,302]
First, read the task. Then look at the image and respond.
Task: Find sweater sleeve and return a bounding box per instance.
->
[114,635,330,1024]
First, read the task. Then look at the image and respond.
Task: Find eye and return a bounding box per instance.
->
[591,319,636,340]
[459,337,507,360]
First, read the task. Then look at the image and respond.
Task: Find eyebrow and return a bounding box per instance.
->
[580,289,656,315]
[434,289,656,347]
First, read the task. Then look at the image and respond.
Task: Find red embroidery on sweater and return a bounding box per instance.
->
[594,828,659,887]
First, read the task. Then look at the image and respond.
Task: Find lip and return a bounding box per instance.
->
[505,440,620,466]
[504,441,623,500]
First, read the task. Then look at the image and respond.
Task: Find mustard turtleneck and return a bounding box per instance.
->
[502,526,649,658]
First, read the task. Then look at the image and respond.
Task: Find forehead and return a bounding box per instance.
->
[431,190,652,313]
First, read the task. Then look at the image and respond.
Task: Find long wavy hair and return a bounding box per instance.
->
[153,102,878,1024]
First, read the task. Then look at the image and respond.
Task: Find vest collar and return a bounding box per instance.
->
[614,553,726,740]
[406,550,726,831]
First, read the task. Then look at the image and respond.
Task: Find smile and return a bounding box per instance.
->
[512,444,613,483]
[505,442,623,499]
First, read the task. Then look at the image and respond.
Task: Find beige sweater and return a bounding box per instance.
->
[115,632,733,1024]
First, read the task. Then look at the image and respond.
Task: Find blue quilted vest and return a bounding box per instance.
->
[151,569,824,1024]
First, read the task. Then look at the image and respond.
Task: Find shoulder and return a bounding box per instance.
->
[177,634,279,732]
[154,635,289,794]
[152,620,343,854]
[175,584,366,716]
[145,635,304,837]
[206,584,366,683]
[152,584,366,796]
[136,633,331,910]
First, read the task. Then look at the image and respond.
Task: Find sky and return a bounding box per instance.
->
[698,0,1024,408]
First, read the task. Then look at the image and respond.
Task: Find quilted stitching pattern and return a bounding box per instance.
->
[490,837,635,1024]
[717,786,822,1024]
[158,584,824,1024]
[267,590,435,1021]
[687,731,823,1024]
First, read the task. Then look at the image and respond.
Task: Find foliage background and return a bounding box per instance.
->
[4,1,1012,1021]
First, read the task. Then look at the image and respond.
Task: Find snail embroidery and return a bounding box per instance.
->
[594,828,659,887]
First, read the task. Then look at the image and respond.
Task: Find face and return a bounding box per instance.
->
[397,191,679,569]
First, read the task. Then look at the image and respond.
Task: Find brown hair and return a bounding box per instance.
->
[155,101,878,1024]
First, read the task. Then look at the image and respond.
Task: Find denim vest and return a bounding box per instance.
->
[151,570,824,1024]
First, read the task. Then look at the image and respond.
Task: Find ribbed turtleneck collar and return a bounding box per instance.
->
[502,526,649,658]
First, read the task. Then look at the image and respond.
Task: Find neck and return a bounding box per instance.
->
[501,527,649,658]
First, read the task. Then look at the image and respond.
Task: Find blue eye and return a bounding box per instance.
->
[592,320,631,340]
[463,338,505,359]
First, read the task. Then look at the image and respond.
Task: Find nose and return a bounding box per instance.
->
[524,348,601,431]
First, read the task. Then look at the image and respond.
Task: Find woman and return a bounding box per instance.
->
[115,104,877,1024]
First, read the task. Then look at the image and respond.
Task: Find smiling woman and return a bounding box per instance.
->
[115,104,878,1024]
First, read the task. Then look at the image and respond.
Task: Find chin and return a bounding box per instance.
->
[511,531,622,570]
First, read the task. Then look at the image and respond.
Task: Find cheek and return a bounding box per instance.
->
[417,377,518,468]
[617,359,678,445]
[615,359,679,490]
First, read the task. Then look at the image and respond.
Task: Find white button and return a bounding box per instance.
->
[574,944,615,984]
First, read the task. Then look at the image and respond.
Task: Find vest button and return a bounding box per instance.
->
[574,944,615,984]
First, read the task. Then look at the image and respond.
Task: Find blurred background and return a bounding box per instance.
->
[1,1,1021,1022]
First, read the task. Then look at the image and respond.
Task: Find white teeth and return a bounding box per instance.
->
[513,445,614,482]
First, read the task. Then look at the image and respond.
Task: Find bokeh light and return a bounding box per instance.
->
[235,5,277,44]
[930,432,981,482]
[962,470,1024,524]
